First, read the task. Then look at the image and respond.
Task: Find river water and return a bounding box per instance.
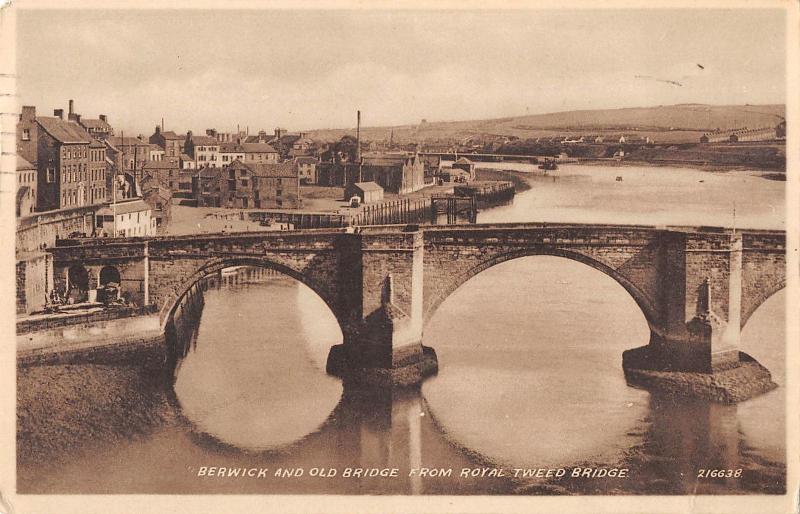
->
[17,164,785,494]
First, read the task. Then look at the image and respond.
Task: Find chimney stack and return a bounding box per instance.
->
[99,114,107,122]
[356,110,361,162]
[21,105,36,122]
[54,109,63,119]
[68,99,74,115]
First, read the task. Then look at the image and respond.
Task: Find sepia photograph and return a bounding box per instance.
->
[1,1,797,513]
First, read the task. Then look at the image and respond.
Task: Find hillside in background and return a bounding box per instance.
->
[309,104,785,144]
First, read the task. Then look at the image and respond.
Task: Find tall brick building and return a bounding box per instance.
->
[193,160,301,209]
[88,139,109,204]
[36,114,106,211]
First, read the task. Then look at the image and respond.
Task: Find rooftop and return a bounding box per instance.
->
[106,136,149,148]
[189,135,218,146]
[17,156,35,170]
[97,199,152,216]
[241,142,278,153]
[219,142,245,153]
[351,181,383,192]
[161,131,184,140]
[79,118,112,130]
[37,117,92,144]
[142,157,181,169]
[249,162,298,178]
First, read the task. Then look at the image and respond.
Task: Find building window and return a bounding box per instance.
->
[47,168,55,183]
[22,128,30,141]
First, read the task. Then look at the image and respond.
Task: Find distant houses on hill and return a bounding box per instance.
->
[700,121,785,143]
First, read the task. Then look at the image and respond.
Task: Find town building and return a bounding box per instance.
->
[63,99,114,141]
[192,160,301,209]
[243,130,272,144]
[36,113,100,211]
[287,133,316,158]
[345,181,384,204]
[242,142,279,164]
[94,198,156,238]
[700,124,783,143]
[77,114,113,140]
[295,156,318,184]
[359,151,425,194]
[180,153,196,170]
[451,157,476,180]
[185,131,220,167]
[192,166,221,207]
[219,142,246,165]
[149,144,165,162]
[17,156,37,217]
[142,156,182,190]
[317,152,425,194]
[17,106,39,165]
[105,136,151,178]
[172,169,198,200]
[140,175,172,233]
[149,126,185,157]
[88,139,109,204]
[206,128,248,143]
[420,154,442,176]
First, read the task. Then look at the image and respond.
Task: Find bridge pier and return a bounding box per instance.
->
[327,229,438,387]
[622,232,776,402]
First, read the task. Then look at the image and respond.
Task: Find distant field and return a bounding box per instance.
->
[308,104,785,144]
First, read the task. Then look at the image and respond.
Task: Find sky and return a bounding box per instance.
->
[17,8,787,136]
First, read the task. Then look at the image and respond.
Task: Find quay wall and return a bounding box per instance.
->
[16,205,100,254]
[17,305,158,334]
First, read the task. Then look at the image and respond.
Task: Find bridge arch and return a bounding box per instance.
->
[424,248,659,327]
[160,256,344,332]
[741,279,785,330]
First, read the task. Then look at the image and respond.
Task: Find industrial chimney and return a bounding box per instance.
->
[356,110,361,162]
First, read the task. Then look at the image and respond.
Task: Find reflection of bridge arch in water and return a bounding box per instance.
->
[169,272,344,452]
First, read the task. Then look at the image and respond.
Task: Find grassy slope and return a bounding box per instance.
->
[308,104,785,144]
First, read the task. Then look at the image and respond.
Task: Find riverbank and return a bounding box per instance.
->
[474,168,532,193]
[17,363,177,484]
[578,158,786,177]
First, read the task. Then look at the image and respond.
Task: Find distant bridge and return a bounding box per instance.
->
[419,152,554,163]
[49,222,786,400]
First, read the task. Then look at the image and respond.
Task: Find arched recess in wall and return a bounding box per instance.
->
[99,265,121,286]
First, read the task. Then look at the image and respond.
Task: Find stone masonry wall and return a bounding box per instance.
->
[17,205,99,253]
[421,226,664,324]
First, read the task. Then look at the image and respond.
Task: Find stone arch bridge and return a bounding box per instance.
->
[49,223,786,401]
